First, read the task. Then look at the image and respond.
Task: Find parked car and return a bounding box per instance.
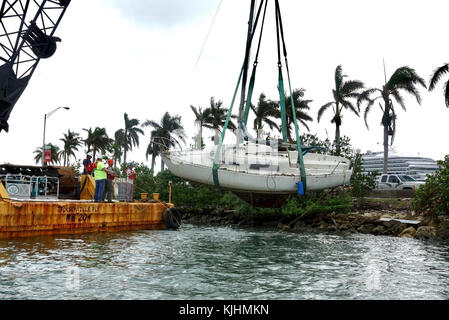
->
[376,174,425,190]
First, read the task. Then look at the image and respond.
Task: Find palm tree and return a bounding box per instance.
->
[274,88,313,142]
[106,137,123,170]
[250,93,279,138]
[59,130,82,166]
[115,113,144,165]
[142,112,187,171]
[429,63,449,107]
[82,127,113,160]
[317,65,364,154]
[203,97,237,145]
[190,105,206,149]
[358,66,426,174]
[33,143,60,165]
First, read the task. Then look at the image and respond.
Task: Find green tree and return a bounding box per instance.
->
[33,143,60,165]
[115,113,144,165]
[82,127,113,160]
[428,63,449,107]
[250,93,279,138]
[190,105,207,149]
[59,130,82,166]
[105,138,123,170]
[358,66,426,173]
[350,152,377,200]
[317,65,364,155]
[274,88,313,142]
[203,97,237,145]
[414,155,449,216]
[142,112,186,171]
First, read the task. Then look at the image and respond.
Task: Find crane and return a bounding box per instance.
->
[0,0,71,132]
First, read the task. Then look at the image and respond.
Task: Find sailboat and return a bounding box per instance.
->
[162,0,352,206]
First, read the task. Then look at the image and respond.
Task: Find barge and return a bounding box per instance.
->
[0,170,181,239]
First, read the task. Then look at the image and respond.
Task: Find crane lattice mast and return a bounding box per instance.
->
[0,0,71,132]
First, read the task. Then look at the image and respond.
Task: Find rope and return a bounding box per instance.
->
[194,0,223,70]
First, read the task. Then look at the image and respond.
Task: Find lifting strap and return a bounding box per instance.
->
[275,0,307,192]
[243,0,268,125]
[212,66,245,188]
[213,0,266,189]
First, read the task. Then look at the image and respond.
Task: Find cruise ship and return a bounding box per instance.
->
[361,149,439,181]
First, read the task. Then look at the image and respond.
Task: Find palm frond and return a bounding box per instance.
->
[341,99,359,116]
[363,96,382,129]
[317,102,334,122]
[357,88,381,109]
[334,65,344,91]
[390,90,406,111]
[429,63,449,91]
[340,80,364,95]
[387,66,427,91]
[444,79,449,108]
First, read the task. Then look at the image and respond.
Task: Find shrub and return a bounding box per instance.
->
[350,153,377,199]
[413,155,449,215]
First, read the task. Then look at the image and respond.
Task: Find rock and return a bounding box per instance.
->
[421,216,441,227]
[414,226,437,240]
[436,221,449,240]
[292,221,306,231]
[357,224,375,234]
[277,223,290,231]
[372,225,388,235]
[399,226,416,238]
[382,220,407,236]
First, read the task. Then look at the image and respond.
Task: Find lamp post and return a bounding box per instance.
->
[42,106,70,166]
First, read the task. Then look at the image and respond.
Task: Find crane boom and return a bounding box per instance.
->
[0,0,71,132]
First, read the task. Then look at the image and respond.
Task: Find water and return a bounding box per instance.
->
[1,224,449,300]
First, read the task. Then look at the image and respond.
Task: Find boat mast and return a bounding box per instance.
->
[237,0,256,139]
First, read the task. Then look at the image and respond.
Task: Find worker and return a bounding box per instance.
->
[82,152,93,175]
[93,156,108,202]
[125,162,136,201]
[103,159,116,202]
[126,162,136,184]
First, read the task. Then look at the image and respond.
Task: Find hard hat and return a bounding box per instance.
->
[107,159,113,165]
[87,152,92,157]
[129,162,134,167]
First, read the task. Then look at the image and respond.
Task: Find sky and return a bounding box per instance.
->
[1,0,449,169]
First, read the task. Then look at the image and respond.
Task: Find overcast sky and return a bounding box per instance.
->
[1,0,449,168]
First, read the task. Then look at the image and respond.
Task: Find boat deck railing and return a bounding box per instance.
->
[0,173,59,200]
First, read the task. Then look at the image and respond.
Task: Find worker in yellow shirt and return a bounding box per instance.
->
[93,156,108,202]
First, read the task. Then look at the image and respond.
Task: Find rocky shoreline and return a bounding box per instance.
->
[177,199,449,241]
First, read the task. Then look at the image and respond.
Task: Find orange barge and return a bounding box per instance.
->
[0,176,180,239]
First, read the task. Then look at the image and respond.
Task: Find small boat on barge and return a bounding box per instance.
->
[0,168,181,239]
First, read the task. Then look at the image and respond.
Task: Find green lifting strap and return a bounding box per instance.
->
[278,68,288,143]
[212,66,245,188]
[242,66,256,125]
[242,0,268,126]
[287,70,307,192]
[275,0,307,192]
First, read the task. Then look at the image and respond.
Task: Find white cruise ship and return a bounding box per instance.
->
[361,149,439,181]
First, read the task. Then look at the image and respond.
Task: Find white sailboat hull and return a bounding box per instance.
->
[162,145,352,194]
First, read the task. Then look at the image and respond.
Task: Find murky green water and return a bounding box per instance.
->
[1,224,448,299]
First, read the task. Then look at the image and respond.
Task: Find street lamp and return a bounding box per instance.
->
[42,106,70,166]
